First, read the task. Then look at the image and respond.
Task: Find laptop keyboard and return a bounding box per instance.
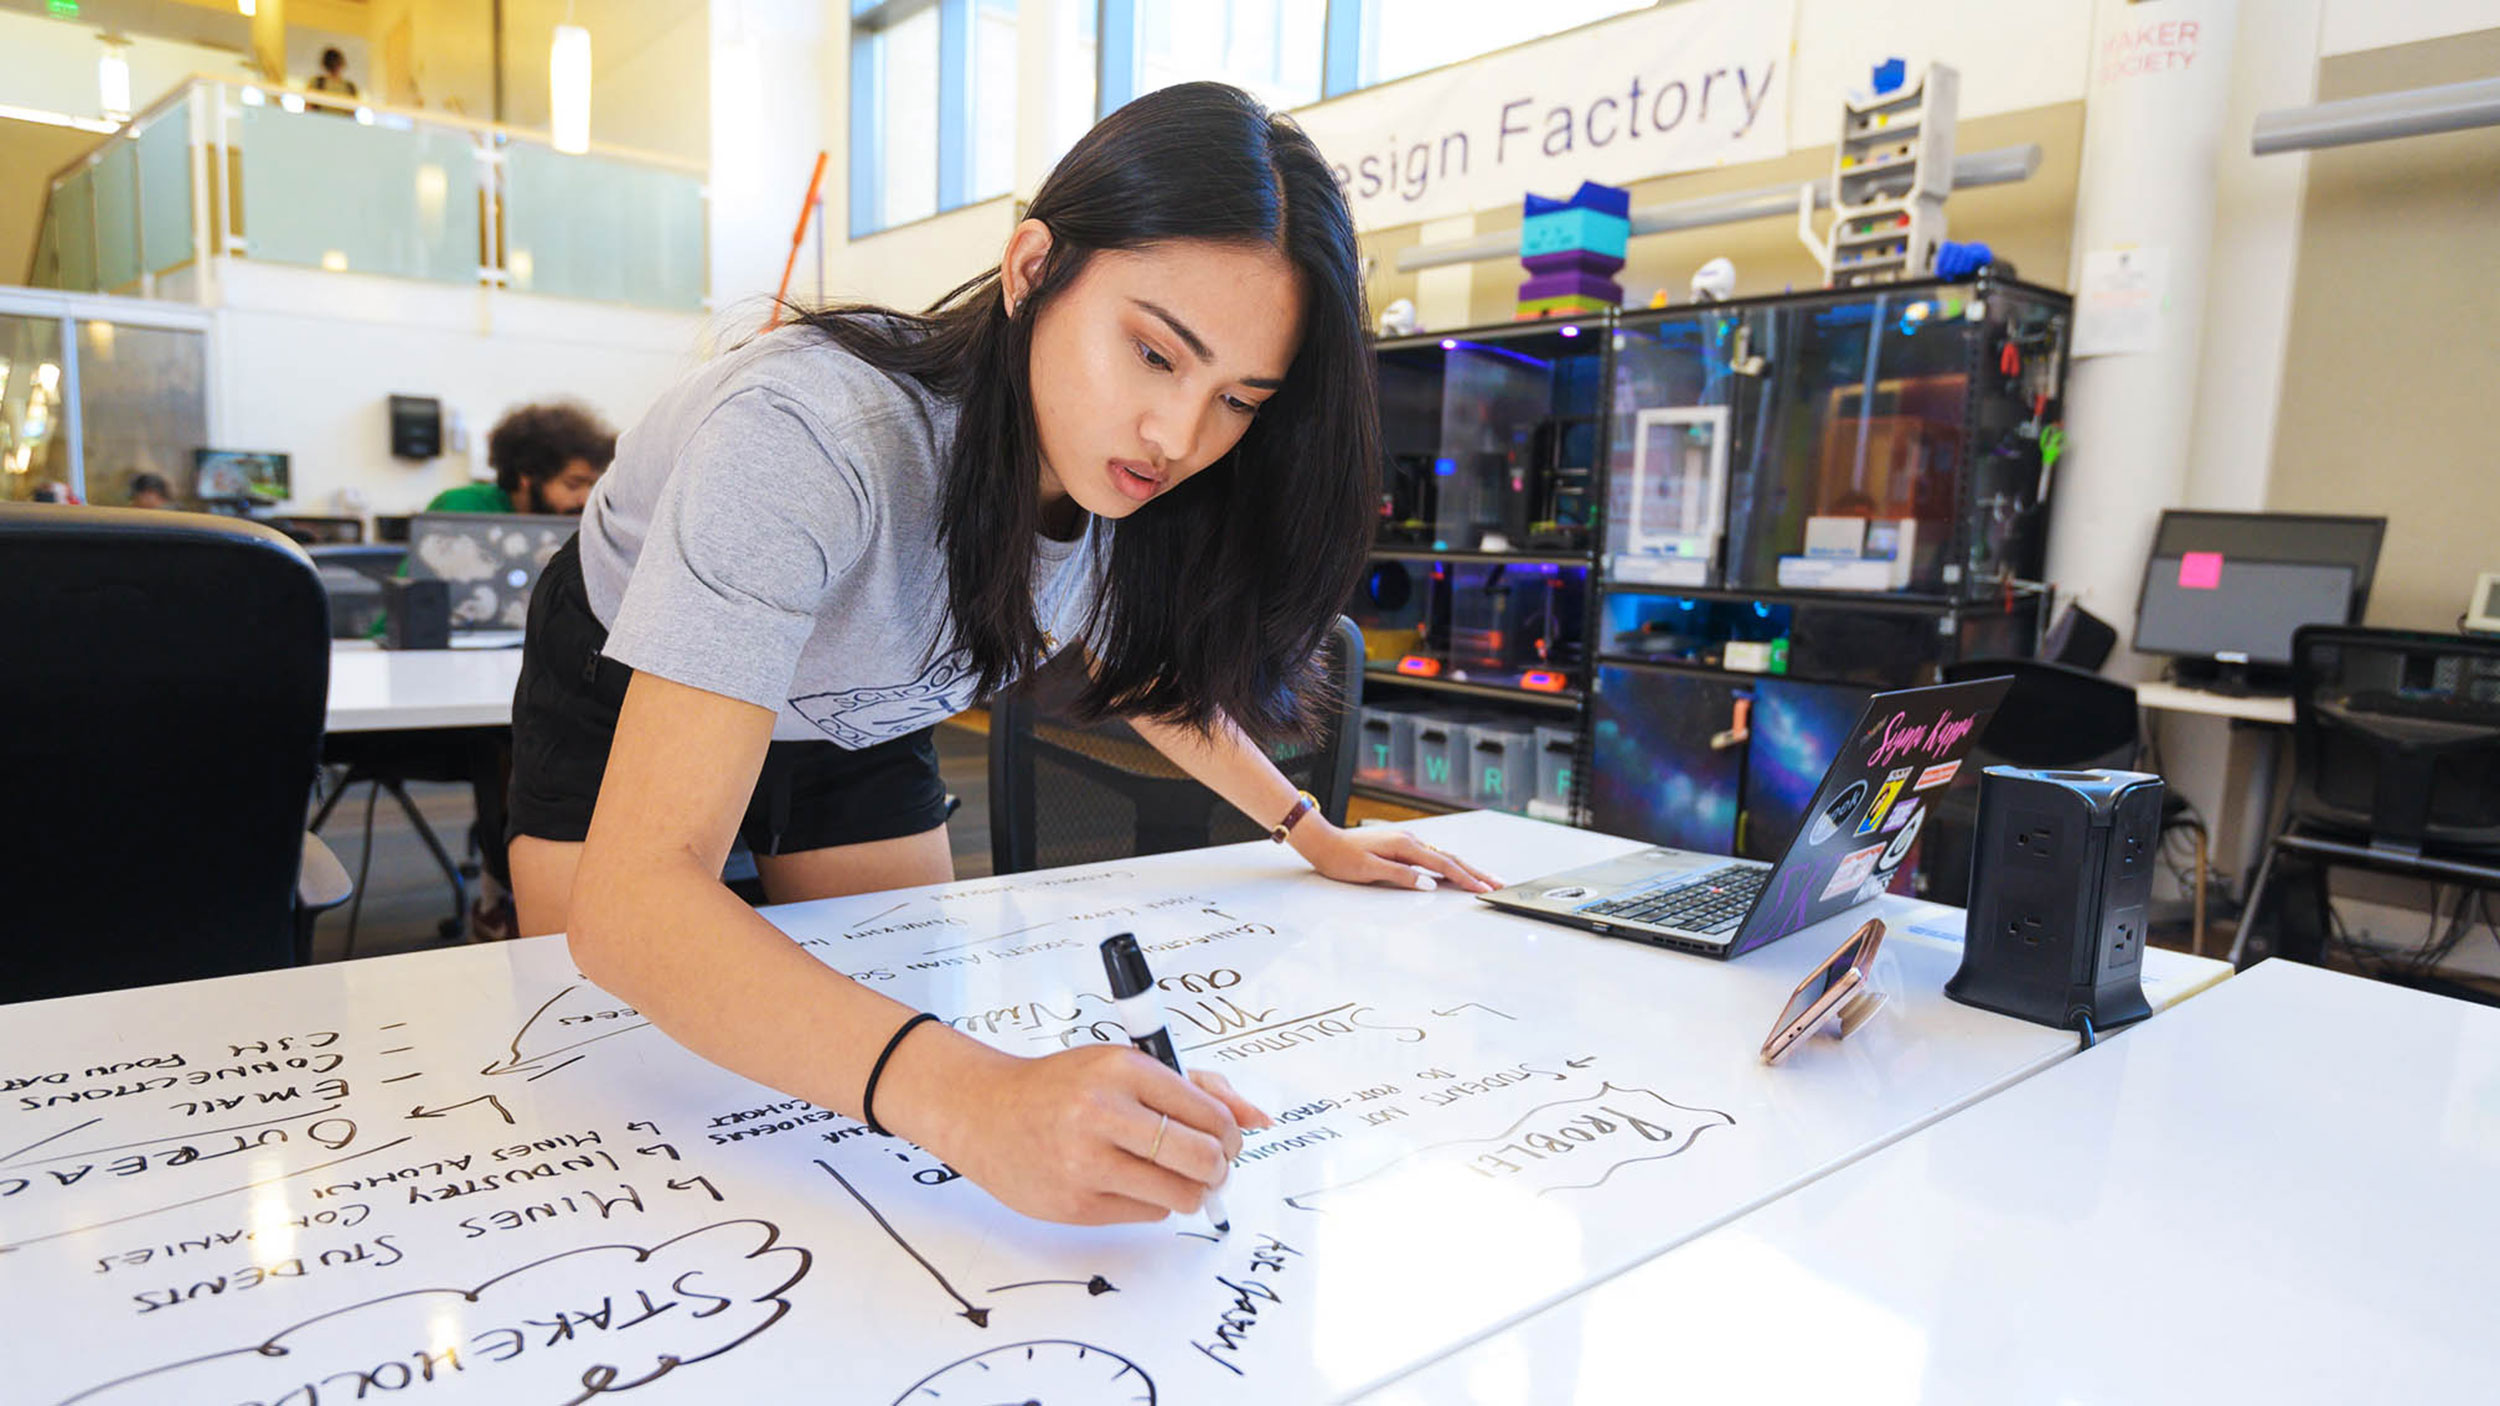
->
[1581,864,1767,936]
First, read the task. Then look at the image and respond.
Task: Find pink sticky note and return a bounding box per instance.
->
[2179,551,2224,590]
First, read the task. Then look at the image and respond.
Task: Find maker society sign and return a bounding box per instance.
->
[1293,0,1795,232]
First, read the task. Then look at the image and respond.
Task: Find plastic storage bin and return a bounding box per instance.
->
[1408,712,1479,800]
[1467,721,1538,812]
[1356,703,1422,786]
[1531,723,1577,821]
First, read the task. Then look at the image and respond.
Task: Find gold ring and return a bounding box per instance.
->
[1147,1113,1168,1163]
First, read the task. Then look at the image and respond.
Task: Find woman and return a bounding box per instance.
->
[507,83,1496,1228]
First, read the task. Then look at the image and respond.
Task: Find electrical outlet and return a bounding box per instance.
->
[2007,809,2061,868]
[2004,912,2047,946]
[2118,827,2148,872]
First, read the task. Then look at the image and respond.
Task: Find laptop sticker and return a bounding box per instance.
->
[1808,779,1871,847]
[1880,796,1921,835]
[1875,803,1926,872]
[1857,768,1914,837]
[1913,759,1961,791]
[1821,842,1887,901]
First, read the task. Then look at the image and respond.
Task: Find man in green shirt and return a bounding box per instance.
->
[424,402,615,516]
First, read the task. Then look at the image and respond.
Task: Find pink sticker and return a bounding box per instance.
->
[1821,843,1888,902]
[2178,551,2223,590]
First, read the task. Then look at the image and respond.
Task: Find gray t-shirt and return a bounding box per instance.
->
[579,326,1107,746]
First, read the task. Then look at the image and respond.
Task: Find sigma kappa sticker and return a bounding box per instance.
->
[1808,779,1871,847]
[1913,759,1962,791]
[1857,768,1914,836]
[1821,842,1888,901]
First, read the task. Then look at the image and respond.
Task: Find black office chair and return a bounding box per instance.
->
[1930,656,2211,951]
[2230,626,2500,977]
[307,543,405,638]
[989,618,1363,875]
[0,505,351,1003]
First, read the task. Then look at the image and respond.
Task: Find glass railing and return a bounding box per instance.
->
[26,79,707,314]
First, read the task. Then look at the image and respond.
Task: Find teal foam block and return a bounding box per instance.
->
[1520,208,1630,260]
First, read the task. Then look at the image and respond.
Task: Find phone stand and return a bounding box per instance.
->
[1813,950,1900,1044]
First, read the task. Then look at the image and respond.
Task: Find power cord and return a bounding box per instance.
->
[2075,1013,2096,1050]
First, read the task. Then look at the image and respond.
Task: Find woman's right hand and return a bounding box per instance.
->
[886,1034,1269,1225]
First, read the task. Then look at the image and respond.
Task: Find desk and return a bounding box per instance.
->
[325,641,523,733]
[2137,679,2296,893]
[2134,678,2295,727]
[1367,958,2497,1403]
[0,813,2223,1404]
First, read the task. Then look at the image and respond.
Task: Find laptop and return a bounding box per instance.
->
[406,512,579,634]
[1480,676,2013,959]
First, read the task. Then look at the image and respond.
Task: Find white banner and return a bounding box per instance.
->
[1292,0,1796,231]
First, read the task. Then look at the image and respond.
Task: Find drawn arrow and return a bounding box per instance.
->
[407,1094,514,1124]
[1566,1056,1598,1069]
[1431,1002,1515,1021]
[480,984,650,1077]
[814,1159,991,1327]
[987,1276,1117,1296]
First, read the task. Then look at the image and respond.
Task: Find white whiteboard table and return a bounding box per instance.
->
[325,641,523,733]
[0,813,2225,1404]
[1366,958,2494,1404]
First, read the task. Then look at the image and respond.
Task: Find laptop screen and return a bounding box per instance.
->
[1729,675,2013,957]
[407,512,578,631]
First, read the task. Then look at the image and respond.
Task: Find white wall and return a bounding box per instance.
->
[1786,0,2092,131]
[0,11,255,124]
[2321,0,2500,55]
[708,0,831,319]
[210,261,704,516]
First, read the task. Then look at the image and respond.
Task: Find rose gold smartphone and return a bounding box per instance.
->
[1761,918,1886,1065]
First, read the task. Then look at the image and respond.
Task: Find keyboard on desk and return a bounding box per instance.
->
[1582,863,1768,935]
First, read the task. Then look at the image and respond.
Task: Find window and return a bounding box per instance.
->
[851,0,1663,228]
[1046,0,1098,176]
[1352,0,1654,90]
[849,0,1019,238]
[1123,0,1325,114]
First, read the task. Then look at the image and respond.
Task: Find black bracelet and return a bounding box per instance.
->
[862,1011,941,1137]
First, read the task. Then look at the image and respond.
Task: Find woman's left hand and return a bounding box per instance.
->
[1290,819,1500,893]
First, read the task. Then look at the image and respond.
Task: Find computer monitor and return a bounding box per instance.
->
[2133,510,2385,682]
[192,449,291,506]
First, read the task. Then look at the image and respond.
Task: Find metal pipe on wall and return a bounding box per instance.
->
[1391,145,2044,273]
[2251,75,2500,155]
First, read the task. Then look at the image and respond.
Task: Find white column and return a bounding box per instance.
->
[708,0,831,324]
[2046,0,2240,675]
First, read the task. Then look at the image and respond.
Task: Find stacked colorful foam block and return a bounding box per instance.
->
[1516,181,1630,320]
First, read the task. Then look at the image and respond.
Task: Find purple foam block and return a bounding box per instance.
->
[1522,249,1626,277]
[1516,270,1625,304]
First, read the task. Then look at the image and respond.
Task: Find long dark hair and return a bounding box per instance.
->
[794,81,1377,744]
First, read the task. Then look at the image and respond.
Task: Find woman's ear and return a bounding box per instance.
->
[999,218,1054,316]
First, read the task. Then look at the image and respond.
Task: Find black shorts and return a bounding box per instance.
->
[508,537,951,856]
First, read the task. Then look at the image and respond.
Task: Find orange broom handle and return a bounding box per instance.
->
[768,150,831,330]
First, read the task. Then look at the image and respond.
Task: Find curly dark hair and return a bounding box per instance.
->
[487,402,616,499]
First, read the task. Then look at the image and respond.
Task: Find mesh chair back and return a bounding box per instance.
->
[990,618,1363,875]
[1941,657,2139,770]
[1926,656,2142,901]
[0,506,330,1002]
[2288,625,2500,852]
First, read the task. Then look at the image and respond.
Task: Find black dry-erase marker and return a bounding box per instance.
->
[1100,932,1230,1235]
